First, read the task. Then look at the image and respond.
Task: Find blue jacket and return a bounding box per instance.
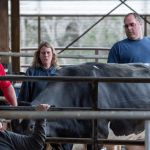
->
[17,65,59,102]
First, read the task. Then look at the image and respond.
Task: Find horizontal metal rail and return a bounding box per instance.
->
[9,14,150,17]
[21,64,75,67]
[0,76,150,83]
[45,137,144,145]
[0,52,108,59]
[20,47,110,51]
[1,106,150,111]
[8,47,110,69]
[0,110,150,119]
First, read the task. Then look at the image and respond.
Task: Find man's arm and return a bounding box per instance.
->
[7,104,50,150]
[1,84,17,106]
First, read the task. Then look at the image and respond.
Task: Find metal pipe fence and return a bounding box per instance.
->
[20,47,110,51]
[1,47,110,68]
[0,52,108,59]
[0,75,149,149]
[1,109,150,120]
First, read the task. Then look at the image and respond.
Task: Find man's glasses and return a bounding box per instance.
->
[123,23,137,29]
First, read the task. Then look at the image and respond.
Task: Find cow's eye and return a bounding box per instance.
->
[30,125,35,130]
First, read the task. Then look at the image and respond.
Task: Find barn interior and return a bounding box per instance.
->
[0,0,150,150]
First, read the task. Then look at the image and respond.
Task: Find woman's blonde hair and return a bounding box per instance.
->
[32,41,59,68]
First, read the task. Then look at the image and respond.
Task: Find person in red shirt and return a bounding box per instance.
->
[0,63,17,106]
[0,63,17,130]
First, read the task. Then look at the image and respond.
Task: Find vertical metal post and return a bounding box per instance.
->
[38,16,41,45]
[95,50,98,63]
[92,80,98,150]
[145,120,150,150]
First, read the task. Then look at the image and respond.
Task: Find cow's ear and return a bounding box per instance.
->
[17,101,31,106]
[11,119,22,133]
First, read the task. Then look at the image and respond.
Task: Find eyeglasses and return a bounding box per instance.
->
[123,23,137,29]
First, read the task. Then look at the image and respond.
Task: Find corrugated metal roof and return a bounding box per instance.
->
[9,1,150,15]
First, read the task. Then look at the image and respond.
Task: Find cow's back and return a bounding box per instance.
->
[32,63,150,137]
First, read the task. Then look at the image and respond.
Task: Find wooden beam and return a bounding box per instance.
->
[11,0,20,72]
[0,0,9,64]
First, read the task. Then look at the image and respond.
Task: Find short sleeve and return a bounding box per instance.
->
[107,44,119,63]
[0,63,11,88]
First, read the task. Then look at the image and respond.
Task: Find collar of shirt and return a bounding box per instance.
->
[40,64,57,74]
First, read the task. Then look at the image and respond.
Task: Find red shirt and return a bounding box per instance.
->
[0,63,11,88]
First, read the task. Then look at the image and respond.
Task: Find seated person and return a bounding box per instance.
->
[18,41,60,102]
[0,104,50,150]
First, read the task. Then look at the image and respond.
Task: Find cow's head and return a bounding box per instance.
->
[11,118,36,135]
[11,101,35,135]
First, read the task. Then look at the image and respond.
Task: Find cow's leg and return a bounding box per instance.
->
[50,144,63,150]
[52,144,73,150]
[124,130,145,150]
[45,143,52,150]
[104,145,121,150]
[97,120,109,150]
[87,144,103,150]
[125,145,144,150]
[87,144,92,150]
[104,122,122,150]
[60,144,73,150]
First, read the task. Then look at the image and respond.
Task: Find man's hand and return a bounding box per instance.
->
[35,104,50,111]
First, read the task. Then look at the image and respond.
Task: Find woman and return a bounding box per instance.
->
[17,41,60,102]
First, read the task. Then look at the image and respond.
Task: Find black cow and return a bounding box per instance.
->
[11,62,150,150]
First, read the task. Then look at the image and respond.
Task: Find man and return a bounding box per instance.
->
[107,13,146,150]
[107,12,150,63]
[0,104,50,150]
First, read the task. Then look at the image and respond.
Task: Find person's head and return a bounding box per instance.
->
[32,41,59,69]
[123,13,143,40]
